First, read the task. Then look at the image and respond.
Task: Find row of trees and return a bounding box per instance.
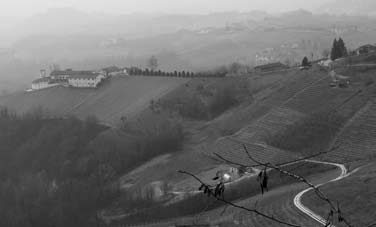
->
[146,38,348,79]
[128,67,226,78]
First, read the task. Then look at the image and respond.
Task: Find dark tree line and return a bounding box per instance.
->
[127,67,226,78]
[0,107,185,227]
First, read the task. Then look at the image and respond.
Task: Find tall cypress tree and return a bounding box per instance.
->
[337,37,348,57]
[331,37,348,60]
[302,56,309,66]
[331,38,338,60]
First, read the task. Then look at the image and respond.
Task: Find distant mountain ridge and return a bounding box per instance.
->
[317,0,376,16]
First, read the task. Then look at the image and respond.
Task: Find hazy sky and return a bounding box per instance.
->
[0,0,332,23]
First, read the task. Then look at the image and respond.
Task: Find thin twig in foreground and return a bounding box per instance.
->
[178,170,301,227]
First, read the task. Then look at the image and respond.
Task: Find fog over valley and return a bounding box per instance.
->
[1,0,376,93]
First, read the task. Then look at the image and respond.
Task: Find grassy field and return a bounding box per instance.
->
[0,76,189,126]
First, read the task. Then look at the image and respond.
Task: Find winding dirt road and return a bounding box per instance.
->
[205,160,353,227]
[293,160,348,227]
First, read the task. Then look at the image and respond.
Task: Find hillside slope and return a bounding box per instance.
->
[0,76,189,126]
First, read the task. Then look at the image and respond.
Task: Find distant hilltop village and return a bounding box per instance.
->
[31,66,128,91]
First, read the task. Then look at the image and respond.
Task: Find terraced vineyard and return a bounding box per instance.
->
[210,68,372,172]
[233,107,306,142]
[327,101,376,164]
[210,70,330,169]
[284,77,359,114]
[209,107,304,169]
[212,137,296,166]
[258,70,326,107]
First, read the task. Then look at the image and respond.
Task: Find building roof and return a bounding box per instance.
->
[50,70,97,76]
[359,44,376,48]
[32,77,50,84]
[68,73,101,80]
[50,70,101,80]
[357,44,376,50]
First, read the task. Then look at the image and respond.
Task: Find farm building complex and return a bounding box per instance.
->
[31,67,127,91]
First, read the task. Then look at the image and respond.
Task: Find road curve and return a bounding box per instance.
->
[293,160,351,227]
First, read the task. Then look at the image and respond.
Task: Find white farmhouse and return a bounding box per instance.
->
[50,70,105,88]
[31,69,106,91]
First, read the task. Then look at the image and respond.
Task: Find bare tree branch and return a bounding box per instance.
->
[179,143,366,227]
[242,144,354,227]
[178,170,301,227]
[213,153,249,168]
[213,145,340,170]
[272,145,340,167]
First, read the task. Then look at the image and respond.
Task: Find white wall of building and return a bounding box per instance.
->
[68,76,104,88]
[31,82,59,90]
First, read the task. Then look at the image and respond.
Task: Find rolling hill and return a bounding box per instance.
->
[3,56,376,226]
[0,76,189,126]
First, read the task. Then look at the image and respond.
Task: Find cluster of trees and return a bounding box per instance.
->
[0,106,185,227]
[331,37,348,61]
[0,109,115,227]
[157,80,251,120]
